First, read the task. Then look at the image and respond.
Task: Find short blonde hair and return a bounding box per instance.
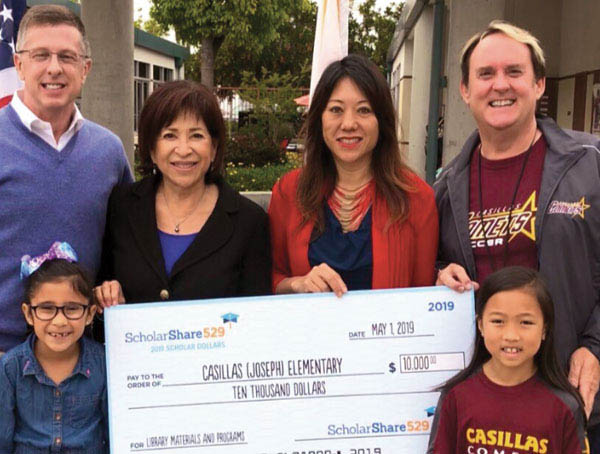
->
[460,20,545,86]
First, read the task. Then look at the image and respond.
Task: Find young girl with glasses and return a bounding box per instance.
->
[427,266,588,453]
[0,242,108,453]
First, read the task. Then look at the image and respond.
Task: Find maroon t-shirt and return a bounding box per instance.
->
[469,137,546,283]
[427,371,587,454]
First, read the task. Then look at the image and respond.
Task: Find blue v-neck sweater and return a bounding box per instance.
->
[0,105,132,351]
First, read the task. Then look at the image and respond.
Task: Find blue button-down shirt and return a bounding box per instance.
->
[0,334,108,453]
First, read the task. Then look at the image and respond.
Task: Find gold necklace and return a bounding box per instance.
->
[161,188,205,234]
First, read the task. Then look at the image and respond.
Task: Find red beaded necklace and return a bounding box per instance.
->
[327,179,375,233]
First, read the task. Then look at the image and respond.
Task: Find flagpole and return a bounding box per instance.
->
[308,0,349,106]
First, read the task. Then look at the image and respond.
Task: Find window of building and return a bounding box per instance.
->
[134,61,151,132]
[391,66,400,113]
[135,61,150,79]
[153,65,174,89]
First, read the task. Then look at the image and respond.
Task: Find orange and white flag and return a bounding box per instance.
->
[309,0,349,105]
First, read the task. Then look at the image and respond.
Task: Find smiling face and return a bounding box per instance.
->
[14,24,90,123]
[460,32,545,135]
[152,113,216,192]
[321,77,379,172]
[478,288,545,384]
[22,279,95,358]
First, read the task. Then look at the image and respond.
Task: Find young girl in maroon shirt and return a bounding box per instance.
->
[428,266,588,454]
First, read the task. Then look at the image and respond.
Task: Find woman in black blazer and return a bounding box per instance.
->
[95,81,270,306]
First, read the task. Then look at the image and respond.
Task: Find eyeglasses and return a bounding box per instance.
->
[29,303,90,321]
[16,49,88,66]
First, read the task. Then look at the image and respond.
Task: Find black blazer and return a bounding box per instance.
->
[99,175,271,303]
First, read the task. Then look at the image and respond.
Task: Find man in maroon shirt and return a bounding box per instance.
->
[435,20,600,450]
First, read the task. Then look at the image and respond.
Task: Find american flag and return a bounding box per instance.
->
[0,0,25,108]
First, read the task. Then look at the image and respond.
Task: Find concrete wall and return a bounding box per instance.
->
[81,0,134,165]
[504,0,561,77]
[556,77,575,129]
[398,77,412,157]
[555,1,600,135]
[559,0,600,76]
[243,192,271,212]
[442,0,507,164]
[392,40,413,157]
[585,74,594,134]
[407,6,433,177]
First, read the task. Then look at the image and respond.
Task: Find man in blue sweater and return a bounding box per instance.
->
[0,5,132,353]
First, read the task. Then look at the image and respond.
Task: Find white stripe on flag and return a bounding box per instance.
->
[309,0,349,105]
[0,67,22,99]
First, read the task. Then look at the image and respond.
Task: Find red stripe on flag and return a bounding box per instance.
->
[0,95,12,109]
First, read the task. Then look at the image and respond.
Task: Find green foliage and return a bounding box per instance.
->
[150,0,289,48]
[143,17,169,37]
[225,153,303,192]
[349,0,403,75]
[133,7,143,29]
[239,70,304,143]
[135,16,168,38]
[225,70,305,167]
[150,0,293,86]
[214,0,316,87]
[226,126,283,168]
[163,0,402,86]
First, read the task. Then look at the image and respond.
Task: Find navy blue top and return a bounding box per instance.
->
[158,230,197,275]
[0,334,108,453]
[308,205,373,290]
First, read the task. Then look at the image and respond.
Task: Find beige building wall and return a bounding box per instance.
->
[559,0,600,76]
[134,46,180,75]
[556,78,575,129]
[407,6,434,177]
[556,0,600,135]
[585,74,594,134]
[392,40,413,158]
[398,78,412,157]
[442,0,507,164]
[504,0,561,77]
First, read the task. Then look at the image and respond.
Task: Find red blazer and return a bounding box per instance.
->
[268,169,439,292]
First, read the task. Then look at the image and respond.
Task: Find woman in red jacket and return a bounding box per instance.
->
[269,54,438,296]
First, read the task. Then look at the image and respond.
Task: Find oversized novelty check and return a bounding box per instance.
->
[105,287,474,454]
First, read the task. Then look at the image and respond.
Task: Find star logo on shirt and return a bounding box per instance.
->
[574,196,591,219]
[547,196,591,219]
[508,191,537,242]
[469,191,539,247]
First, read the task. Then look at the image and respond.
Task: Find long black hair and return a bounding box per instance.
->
[296,54,413,233]
[440,266,585,415]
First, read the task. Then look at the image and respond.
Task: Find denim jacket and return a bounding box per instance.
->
[0,334,108,454]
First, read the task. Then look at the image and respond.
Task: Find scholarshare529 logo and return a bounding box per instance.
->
[124,312,240,344]
[327,419,430,436]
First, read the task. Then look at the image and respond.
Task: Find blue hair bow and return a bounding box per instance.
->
[20,242,78,280]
